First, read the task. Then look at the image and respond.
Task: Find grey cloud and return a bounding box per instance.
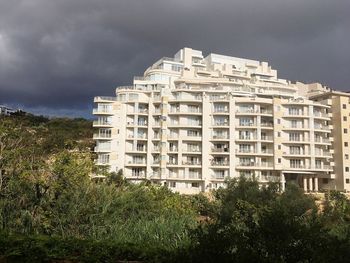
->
[0,0,349,117]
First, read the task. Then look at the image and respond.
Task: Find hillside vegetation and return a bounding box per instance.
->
[1,115,350,262]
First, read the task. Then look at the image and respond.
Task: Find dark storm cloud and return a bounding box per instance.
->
[0,0,349,117]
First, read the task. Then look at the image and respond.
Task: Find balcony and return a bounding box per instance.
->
[182,161,202,166]
[260,136,273,141]
[236,109,257,114]
[212,147,229,153]
[236,149,256,154]
[137,121,148,126]
[211,160,229,166]
[169,147,179,152]
[127,160,146,165]
[212,174,226,180]
[93,133,112,140]
[188,173,201,179]
[94,146,111,153]
[238,122,256,127]
[136,109,148,114]
[210,95,228,101]
[260,109,273,115]
[167,161,179,165]
[237,136,257,140]
[260,122,273,128]
[128,134,147,140]
[213,108,229,114]
[95,160,110,166]
[314,112,329,118]
[94,96,117,102]
[126,147,147,153]
[261,149,274,154]
[187,122,202,127]
[185,148,201,153]
[212,135,229,140]
[213,121,229,127]
[92,108,113,115]
[289,164,311,169]
[93,121,112,127]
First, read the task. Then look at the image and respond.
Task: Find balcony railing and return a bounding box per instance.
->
[189,173,201,179]
[238,136,257,140]
[261,136,273,141]
[238,122,256,127]
[182,161,202,165]
[314,112,329,118]
[211,161,229,166]
[185,149,202,153]
[128,160,146,165]
[93,121,112,126]
[93,108,113,114]
[289,165,311,169]
[236,149,256,154]
[213,122,229,126]
[136,109,148,114]
[236,109,256,114]
[214,108,229,113]
[94,96,117,101]
[212,135,229,139]
[261,122,273,127]
[211,147,229,152]
[93,133,112,139]
[260,109,273,114]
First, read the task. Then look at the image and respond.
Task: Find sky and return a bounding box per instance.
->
[0,0,349,118]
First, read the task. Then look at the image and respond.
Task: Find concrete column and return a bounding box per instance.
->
[314,177,319,192]
[280,173,286,192]
[303,177,307,192]
[309,177,313,192]
[201,93,210,190]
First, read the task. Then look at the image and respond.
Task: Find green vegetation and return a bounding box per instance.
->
[2,114,350,262]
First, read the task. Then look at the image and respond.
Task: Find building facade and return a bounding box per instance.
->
[93,47,350,194]
[0,105,15,115]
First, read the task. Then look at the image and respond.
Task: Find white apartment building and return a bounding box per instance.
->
[92,47,349,194]
[0,105,15,115]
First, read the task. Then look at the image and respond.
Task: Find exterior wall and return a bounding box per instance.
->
[92,47,346,193]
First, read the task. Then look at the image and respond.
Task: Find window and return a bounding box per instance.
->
[290,159,302,168]
[345,154,349,160]
[170,182,176,188]
[191,182,200,188]
[99,128,111,138]
[289,107,301,115]
[239,130,251,140]
[346,167,349,172]
[239,144,252,153]
[278,145,281,150]
[345,129,348,134]
[343,104,347,109]
[278,132,281,137]
[290,146,301,155]
[98,154,110,164]
[344,116,348,121]
[239,117,254,126]
[346,179,350,184]
[345,142,349,147]
[277,119,281,124]
[289,132,301,141]
[188,130,200,137]
[278,158,281,164]
[315,160,322,169]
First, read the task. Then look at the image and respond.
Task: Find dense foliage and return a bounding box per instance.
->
[2,115,350,262]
